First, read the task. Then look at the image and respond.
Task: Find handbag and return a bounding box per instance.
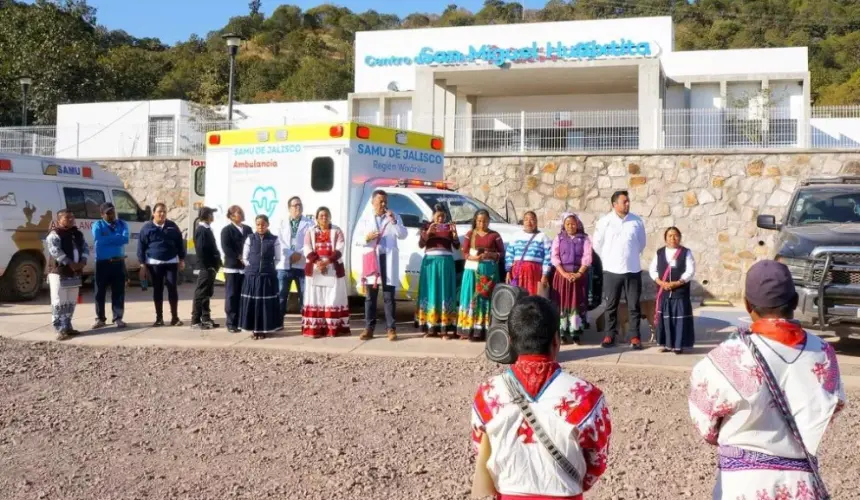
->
[361,219,389,288]
[501,371,583,487]
[740,331,831,500]
[510,233,539,288]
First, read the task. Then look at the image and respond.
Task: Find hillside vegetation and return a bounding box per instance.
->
[1,0,859,125]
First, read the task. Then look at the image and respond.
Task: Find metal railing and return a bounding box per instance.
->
[2,106,860,158]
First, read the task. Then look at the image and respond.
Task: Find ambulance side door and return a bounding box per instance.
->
[56,183,108,275]
[108,188,148,272]
[187,158,206,257]
[383,192,429,300]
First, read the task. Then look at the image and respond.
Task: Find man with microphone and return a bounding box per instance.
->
[356,190,407,341]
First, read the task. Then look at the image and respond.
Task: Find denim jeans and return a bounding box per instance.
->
[277,268,305,315]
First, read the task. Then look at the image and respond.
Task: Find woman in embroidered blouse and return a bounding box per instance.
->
[550,212,593,345]
[457,209,505,342]
[415,204,460,339]
[301,206,350,338]
[505,211,552,296]
[649,226,696,354]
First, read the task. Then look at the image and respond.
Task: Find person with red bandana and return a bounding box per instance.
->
[688,260,847,500]
[470,296,612,500]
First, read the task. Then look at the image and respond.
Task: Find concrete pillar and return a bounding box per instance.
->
[412,68,435,134]
[461,95,477,153]
[799,77,811,148]
[347,94,356,120]
[719,81,727,109]
[433,79,447,137]
[380,97,389,127]
[443,85,457,151]
[637,60,661,150]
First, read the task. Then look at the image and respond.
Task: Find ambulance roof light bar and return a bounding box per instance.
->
[396,179,453,190]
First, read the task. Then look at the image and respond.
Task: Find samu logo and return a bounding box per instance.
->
[251,186,278,217]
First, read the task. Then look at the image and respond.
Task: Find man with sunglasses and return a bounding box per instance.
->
[276,196,313,316]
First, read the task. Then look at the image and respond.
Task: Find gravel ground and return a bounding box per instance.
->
[0,337,858,500]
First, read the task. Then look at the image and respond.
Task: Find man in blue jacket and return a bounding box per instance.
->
[91,202,130,329]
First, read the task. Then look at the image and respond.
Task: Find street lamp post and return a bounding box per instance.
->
[222,33,243,125]
[19,77,32,127]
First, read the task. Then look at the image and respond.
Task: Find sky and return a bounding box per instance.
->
[61,0,544,45]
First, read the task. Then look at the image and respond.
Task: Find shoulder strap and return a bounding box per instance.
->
[518,232,539,264]
[740,332,830,500]
[501,371,582,487]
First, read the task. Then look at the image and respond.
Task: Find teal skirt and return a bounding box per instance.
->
[456,260,500,341]
[414,254,458,335]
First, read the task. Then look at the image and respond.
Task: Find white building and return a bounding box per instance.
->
[350,16,817,151]
[45,16,860,159]
[54,100,347,159]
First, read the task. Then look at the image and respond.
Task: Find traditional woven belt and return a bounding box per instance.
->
[718,445,815,473]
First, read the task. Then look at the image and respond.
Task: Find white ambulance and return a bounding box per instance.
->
[0,153,150,300]
[203,122,524,299]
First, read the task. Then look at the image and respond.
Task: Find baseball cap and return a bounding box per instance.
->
[744,260,798,308]
[198,206,217,220]
[100,202,115,214]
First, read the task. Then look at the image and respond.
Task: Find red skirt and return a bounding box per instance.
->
[511,261,543,296]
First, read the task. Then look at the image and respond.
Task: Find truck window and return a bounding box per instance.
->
[112,190,146,222]
[63,188,106,219]
[311,157,334,192]
[385,193,424,228]
[194,167,205,196]
[787,190,860,226]
[417,193,506,225]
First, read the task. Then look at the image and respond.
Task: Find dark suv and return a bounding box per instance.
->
[757,176,860,338]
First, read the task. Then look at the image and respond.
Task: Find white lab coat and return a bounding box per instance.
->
[354,211,407,288]
[276,215,314,270]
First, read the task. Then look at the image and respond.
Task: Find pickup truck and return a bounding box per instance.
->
[757,176,860,339]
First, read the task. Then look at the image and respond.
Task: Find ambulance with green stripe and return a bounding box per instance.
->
[203,121,522,300]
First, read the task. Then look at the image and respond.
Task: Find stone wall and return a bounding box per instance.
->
[444,151,860,300]
[96,157,193,235]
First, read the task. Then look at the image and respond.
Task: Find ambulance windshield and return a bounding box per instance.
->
[417,193,506,225]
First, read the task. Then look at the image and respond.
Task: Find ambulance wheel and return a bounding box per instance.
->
[3,254,43,301]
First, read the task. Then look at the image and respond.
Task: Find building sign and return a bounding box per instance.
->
[364,39,657,68]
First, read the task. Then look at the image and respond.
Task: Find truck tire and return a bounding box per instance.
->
[2,254,44,301]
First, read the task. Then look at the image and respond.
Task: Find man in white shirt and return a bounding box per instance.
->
[592,190,647,349]
[355,190,407,341]
[276,196,314,316]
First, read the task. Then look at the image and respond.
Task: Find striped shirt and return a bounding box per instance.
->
[504,230,553,275]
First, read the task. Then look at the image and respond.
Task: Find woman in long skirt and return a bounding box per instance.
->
[649,226,696,354]
[505,211,552,296]
[550,212,592,345]
[240,214,283,339]
[415,204,460,339]
[301,207,351,338]
[457,209,505,342]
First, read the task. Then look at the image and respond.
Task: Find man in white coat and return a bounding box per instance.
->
[356,189,407,341]
[276,196,314,316]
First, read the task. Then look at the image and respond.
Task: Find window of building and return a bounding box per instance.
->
[63,188,106,219]
[112,190,146,222]
[148,116,175,156]
[384,194,423,228]
[311,157,334,192]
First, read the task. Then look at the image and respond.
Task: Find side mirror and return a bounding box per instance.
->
[143,205,152,221]
[505,199,517,225]
[756,214,779,230]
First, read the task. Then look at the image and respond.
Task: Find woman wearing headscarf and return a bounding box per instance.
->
[301,207,350,338]
[505,211,552,296]
[550,212,593,345]
[457,209,505,342]
[649,226,696,354]
[415,204,460,339]
[239,214,282,339]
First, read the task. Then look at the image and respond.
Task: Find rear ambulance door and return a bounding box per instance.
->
[187,158,206,259]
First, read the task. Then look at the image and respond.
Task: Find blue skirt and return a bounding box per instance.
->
[656,295,695,349]
[239,273,283,333]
